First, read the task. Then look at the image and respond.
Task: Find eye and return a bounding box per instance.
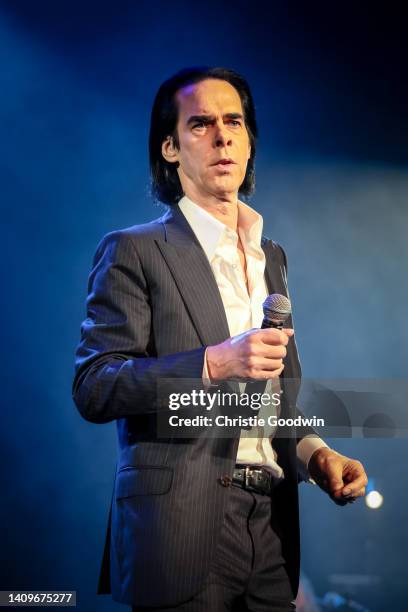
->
[227,120,241,127]
[192,121,207,129]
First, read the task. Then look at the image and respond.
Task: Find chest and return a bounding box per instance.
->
[237,240,247,286]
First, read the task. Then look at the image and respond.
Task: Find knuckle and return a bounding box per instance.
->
[271,364,284,377]
[247,356,257,368]
[248,366,258,377]
[244,343,256,358]
[245,337,255,350]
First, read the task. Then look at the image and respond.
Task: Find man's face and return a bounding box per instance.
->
[163,78,252,201]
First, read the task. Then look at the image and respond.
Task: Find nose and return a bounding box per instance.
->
[214,123,232,148]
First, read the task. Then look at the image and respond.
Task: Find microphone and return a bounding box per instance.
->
[261,294,292,329]
[243,294,292,403]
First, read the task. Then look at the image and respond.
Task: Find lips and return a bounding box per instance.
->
[213,159,235,166]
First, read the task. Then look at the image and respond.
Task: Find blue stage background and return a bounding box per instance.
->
[1,2,407,610]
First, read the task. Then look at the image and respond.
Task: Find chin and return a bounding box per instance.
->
[212,178,240,192]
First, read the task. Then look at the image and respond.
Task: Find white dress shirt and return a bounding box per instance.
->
[178,195,327,480]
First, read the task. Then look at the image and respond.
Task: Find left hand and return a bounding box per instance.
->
[308,447,368,506]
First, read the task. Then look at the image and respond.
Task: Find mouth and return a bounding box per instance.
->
[212,159,236,167]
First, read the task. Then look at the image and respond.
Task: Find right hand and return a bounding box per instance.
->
[206,327,294,382]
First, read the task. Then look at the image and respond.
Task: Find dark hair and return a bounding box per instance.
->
[149,66,258,206]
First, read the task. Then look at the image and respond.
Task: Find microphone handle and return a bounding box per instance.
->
[261,317,283,330]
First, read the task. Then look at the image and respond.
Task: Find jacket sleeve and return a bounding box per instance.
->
[72,230,206,424]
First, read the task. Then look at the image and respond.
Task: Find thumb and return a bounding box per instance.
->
[325,461,344,493]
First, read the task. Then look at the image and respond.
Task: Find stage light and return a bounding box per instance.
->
[365,490,383,509]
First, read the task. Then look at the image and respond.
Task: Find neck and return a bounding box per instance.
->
[182,189,239,232]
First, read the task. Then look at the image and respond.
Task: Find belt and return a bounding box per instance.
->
[232,465,277,496]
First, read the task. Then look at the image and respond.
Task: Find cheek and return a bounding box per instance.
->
[180,150,199,174]
[183,144,209,170]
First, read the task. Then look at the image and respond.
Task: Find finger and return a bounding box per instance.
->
[342,490,365,504]
[336,473,367,498]
[255,344,287,360]
[247,357,284,371]
[245,364,284,380]
[258,328,292,346]
[343,486,366,499]
[341,468,368,496]
[323,460,344,494]
[269,364,284,378]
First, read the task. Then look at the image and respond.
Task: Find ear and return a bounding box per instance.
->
[247,143,251,160]
[161,136,180,164]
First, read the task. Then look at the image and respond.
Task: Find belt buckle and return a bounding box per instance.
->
[249,467,270,495]
[244,466,251,488]
[245,466,259,493]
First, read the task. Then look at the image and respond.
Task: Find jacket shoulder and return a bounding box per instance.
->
[105,211,167,243]
[93,211,168,261]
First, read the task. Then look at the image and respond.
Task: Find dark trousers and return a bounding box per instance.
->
[132,483,296,611]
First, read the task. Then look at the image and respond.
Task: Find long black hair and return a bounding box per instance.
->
[149,66,258,206]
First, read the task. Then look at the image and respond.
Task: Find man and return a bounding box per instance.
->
[73,67,368,611]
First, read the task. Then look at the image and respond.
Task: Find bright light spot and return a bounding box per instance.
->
[365,490,383,509]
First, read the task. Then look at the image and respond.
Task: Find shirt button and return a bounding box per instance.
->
[219,475,232,487]
[232,263,237,269]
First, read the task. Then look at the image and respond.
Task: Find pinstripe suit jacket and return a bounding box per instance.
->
[73,202,309,607]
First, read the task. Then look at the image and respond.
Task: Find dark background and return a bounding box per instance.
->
[1,2,407,610]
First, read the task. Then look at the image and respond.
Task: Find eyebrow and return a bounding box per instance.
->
[186,112,244,126]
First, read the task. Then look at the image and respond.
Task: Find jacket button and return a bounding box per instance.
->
[219,475,232,487]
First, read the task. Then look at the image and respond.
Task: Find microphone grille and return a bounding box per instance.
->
[262,293,292,325]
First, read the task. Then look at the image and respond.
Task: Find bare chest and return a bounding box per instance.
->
[237,239,249,292]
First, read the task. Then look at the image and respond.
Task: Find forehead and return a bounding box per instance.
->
[175,79,243,118]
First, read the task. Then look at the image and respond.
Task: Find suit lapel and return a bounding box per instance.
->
[156,204,230,347]
[155,207,287,347]
[262,238,287,297]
